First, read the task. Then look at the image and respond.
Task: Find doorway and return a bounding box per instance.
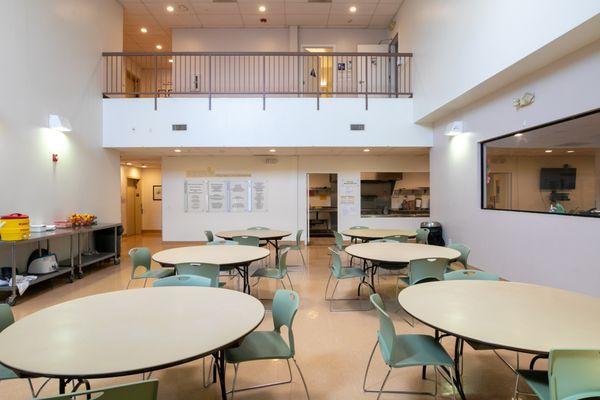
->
[302,47,334,96]
[125,178,143,235]
[307,173,338,244]
[487,173,513,209]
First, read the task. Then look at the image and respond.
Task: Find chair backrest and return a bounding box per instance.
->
[204,230,214,242]
[447,243,470,268]
[329,247,343,276]
[408,258,449,285]
[384,235,409,243]
[277,248,290,275]
[369,294,396,365]
[444,270,500,281]
[333,231,345,250]
[370,239,397,243]
[36,379,159,400]
[272,290,300,356]
[233,235,260,247]
[248,226,269,230]
[175,263,220,287]
[294,229,303,246]
[152,274,212,287]
[0,304,15,333]
[128,247,151,277]
[207,240,238,246]
[415,228,430,244]
[549,349,600,400]
[350,226,369,230]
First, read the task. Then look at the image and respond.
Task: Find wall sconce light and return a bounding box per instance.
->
[445,121,464,136]
[513,92,535,109]
[48,114,72,132]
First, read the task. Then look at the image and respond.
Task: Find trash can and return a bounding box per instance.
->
[420,221,445,246]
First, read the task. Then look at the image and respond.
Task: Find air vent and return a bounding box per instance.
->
[265,158,279,165]
[308,0,332,3]
[350,124,365,131]
[172,124,187,131]
[213,0,237,3]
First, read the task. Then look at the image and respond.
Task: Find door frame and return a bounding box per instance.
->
[306,172,339,244]
[301,45,337,95]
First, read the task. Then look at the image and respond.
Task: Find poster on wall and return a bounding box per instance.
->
[252,180,268,212]
[340,178,359,217]
[229,181,250,212]
[208,181,228,212]
[184,180,207,213]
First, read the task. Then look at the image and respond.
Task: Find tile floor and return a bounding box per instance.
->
[1,233,530,399]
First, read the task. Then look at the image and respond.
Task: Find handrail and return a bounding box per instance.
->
[102,51,413,110]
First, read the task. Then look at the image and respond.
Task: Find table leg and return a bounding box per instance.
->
[452,337,467,400]
[273,240,280,266]
[59,378,66,394]
[213,350,227,400]
[236,265,250,294]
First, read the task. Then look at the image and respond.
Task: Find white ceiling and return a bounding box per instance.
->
[118,0,403,51]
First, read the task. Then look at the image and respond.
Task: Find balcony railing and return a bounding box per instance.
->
[102,51,412,109]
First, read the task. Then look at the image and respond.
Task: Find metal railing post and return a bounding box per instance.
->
[262,55,266,110]
[153,54,158,110]
[208,55,212,110]
[316,55,320,110]
[364,56,368,110]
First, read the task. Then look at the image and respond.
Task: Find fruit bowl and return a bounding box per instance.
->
[69,213,97,227]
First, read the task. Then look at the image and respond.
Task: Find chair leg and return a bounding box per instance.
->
[324,271,333,300]
[286,273,295,291]
[226,360,293,395]
[292,358,311,400]
[126,279,133,290]
[363,340,378,392]
[376,368,392,400]
[299,250,306,268]
[143,278,148,288]
[231,363,239,400]
[27,378,52,398]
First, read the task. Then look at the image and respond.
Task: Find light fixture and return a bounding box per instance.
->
[445,121,464,136]
[126,162,132,166]
[258,5,266,12]
[166,5,175,12]
[156,44,163,50]
[514,133,523,137]
[168,58,174,63]
[140,27,148,33]
[363,148,370,152]
[545,150,553,153]
[174,149,182,153]
[141,164,148,168]
[349,6,357,12]
[567,150,575,153]
[269,148,276,153]
[320,80,327,87]
[48,114,72,132]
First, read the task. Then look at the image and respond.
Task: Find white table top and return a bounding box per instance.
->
[216,230,291,240]
[345,242,460,263]
[152,245,270,266]
[342,229,417,239]
[398,280,600,354]
[0,287,265,378]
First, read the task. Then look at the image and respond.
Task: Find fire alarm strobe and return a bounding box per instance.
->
[52,154,59,162]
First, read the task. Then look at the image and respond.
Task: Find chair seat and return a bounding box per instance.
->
[517,370,550,400]
[385,334,454,368]
[225,331,292,363]
[0,363,18,380]
[137,268,174,279]
[252,268,284,279]
[378,262,408,271]
[334,267,365,279]
[398,276,410,286]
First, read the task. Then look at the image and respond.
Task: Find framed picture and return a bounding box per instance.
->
[153,185,162,201]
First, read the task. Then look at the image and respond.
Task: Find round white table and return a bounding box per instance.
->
[153,245,270,293]
[342,228,417,242]
[216,230,291,264]
[398,280,600,399]
[0,287,265,399]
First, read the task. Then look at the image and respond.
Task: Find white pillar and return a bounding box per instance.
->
[595,150,600,209]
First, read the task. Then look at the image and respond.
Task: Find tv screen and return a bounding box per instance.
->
[540,168,576,190]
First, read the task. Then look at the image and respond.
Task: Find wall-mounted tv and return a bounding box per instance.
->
[539,168,576,190]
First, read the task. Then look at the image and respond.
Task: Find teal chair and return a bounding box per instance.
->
[280,229,306,268]
[370,239,398,243]
[415,228,430,244]
[252,248,294,295]
[349,226,369,243]
[35,380,158,400]
[333,231,349,252]
[383,235,409,243]
[232,235,260,247]
[248,226,270,247]
[225,290,310,399]
[0,305,50,397]
[127,247,174,289]
[324,248,373,312]
[207,240,238,246]
[205,230,215,242]
[444,270,499,281]
[152,274,212,287]
[175,263,221,288]
[363,294,456,399]
[514,350,600,400]
[447,243,470,270]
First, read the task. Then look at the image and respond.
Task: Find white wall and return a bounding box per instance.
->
[430,40,600,296]
[391,0,600,122]
[0,0,122,269]
[162,154,430,241]
[103,98,432,148]
[141,168,163,231]
[173,27,388,52]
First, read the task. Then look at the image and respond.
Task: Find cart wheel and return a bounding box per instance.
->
[114,257,121,265]
[76,271,84,279]
[6,295,16,306]
[67,275,74,284]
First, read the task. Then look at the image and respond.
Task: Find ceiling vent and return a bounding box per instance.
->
[350,124,365,131]
[308,0,332,3]
[265,158,279,164]
[213,0,237,3]
[172,124,187,131]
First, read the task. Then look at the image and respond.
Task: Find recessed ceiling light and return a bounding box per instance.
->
[545,150,553,153]
[258,5,266,12]
[363,148,370,152]
[141,164,148,168]
[349,6,357,12]
[168,58,174,63]
[567,150,575,153]
[126,162,132,166]
[140,27,148,33]
[166,5,175,12]
[156,44,163,50]
[269,148,276,153]
[514,133,523,137]
[174,149,182,153]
